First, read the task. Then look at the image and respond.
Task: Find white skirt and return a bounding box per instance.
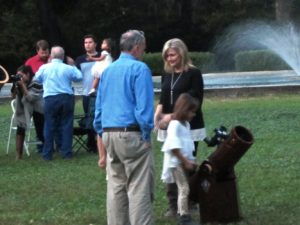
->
[157,127,207,142]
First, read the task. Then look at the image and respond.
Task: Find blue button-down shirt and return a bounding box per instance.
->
[34,59,82,98]
[93,53,154,141]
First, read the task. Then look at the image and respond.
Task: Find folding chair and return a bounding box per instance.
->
[6,99,30,155]
[73,127,90,153]
[72,93,97,154]
[6,99,41,156]
[72,116,90,153]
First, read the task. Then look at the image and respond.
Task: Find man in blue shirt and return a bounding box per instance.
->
[93,30,154,225]
[34,46,82,160]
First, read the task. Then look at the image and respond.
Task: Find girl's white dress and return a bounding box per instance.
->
[161,120,195,183]
[91,50,112,78]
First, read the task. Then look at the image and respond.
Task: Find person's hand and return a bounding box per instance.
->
[16,76,24,86]
[98,156,106,169]
[66,56,75,65]
[154,113,162,128]
[16,78,28,95]
[143,141,152,149]
[86,55,93,61]
[157,120,167,129]
[157,113,173,129]
[183,160,197,171]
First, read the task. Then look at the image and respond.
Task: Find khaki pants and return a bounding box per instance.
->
[103,131,154,225]
[171,166,190,216]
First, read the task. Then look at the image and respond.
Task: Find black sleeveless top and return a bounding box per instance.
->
[159,67,205,129]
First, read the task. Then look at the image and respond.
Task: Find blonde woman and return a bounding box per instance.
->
[154,38,206,217]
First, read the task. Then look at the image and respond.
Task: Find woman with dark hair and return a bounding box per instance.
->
[11,65,44,159]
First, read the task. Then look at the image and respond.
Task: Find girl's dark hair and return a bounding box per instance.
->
[103,38,112,51]
[172,93,199,121]
[103,38,119,60]
[17,65,34,80]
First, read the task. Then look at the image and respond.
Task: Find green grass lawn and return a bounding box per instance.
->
[0,94,299,225]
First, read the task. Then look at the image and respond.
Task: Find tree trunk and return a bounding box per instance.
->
[276,0,293,22]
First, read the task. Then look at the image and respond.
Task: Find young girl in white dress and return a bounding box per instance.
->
[161,93,199,225]
[89,38,113,94]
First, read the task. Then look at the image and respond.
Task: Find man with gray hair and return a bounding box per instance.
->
[34,46,83,160]
[94,30,154,225]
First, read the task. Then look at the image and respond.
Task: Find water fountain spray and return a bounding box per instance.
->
[214,20,300,75]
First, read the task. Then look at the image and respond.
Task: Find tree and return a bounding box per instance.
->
[0,0,41,73]
[0,0,281,73]
[37,0,63,45]
[275,0,293,22]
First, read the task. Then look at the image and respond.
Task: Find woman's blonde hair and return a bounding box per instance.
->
[162,38,194,73]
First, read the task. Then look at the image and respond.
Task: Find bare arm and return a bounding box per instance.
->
[154,104,163,128]
[154,104,173,129]
[97,135,107,169]
[87,54,106,62]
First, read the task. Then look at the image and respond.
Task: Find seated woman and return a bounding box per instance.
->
[11,65,44,159]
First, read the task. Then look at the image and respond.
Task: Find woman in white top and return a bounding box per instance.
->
[161,93,199,225]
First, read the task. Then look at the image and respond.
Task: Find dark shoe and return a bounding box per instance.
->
[87,146,97,153]
[36,140,44,152]
[189,202,199,215]
[62,151,73,159]
[42,153,52,161]
[63,156,73,160]
[164,208,177,218]
[178,214,199,225]
[43,156,52,161]
[37,143,43,153]
[62,153,73,160]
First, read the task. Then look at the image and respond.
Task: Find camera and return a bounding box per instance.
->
[10,74,22,82]
[204,126,229,147]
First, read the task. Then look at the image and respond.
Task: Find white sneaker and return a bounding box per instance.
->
[88,88,96,95]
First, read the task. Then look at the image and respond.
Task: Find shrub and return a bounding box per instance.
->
[144,51,218,75]
[235,50,290,72]
[143,52,164,76]
[189,51,218,73]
